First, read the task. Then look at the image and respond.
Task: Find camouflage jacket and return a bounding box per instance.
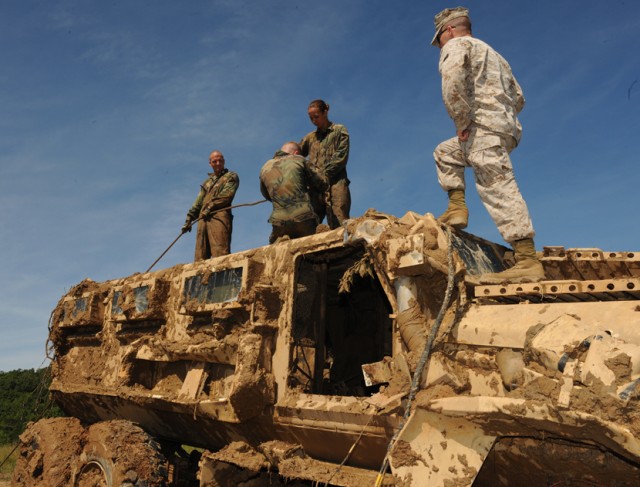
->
[186,168,239,221]
[299,122,349,184]
[259,151,328,225]
[439,36,525,142]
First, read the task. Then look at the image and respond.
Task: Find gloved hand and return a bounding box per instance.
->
[181,219,193,234]
[201,206,214,219]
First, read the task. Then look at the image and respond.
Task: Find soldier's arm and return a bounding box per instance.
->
[186,185,206,220]
[299,134,310,157]
[324,126,350,180]
[304,160,329,193]
[514,77,525,114]
[259,177,271,201]
[440,40,473,132]
[204,173,240,211]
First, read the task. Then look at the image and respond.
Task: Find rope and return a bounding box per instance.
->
[0,443,19,469]
[375,226,457,485]
[4,199,268,469]
[145,198,267,273]
[322,414,376,486]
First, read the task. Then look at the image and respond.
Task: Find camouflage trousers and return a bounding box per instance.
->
[310,178,351,229]
[269,218,317,244]
[434,125,534,243]
[195,212,232,260]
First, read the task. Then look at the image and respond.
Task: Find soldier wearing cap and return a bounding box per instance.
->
[431,7,544,284]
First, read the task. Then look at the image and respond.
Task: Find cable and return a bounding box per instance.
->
[322,414,376,486]
[375,226,457,485]
[145,198,267,273]
[0,359,56,469]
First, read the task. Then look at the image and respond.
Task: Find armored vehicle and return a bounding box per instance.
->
[13,210,640,486]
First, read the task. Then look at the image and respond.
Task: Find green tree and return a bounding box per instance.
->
[0,367,63,444]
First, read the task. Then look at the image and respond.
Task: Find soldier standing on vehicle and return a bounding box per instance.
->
[299,99,350,229]
[182,150,239,260]
[431,7,544,283]
[260,141,328,244]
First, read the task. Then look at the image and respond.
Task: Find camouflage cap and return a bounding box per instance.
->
[431,6,469,46]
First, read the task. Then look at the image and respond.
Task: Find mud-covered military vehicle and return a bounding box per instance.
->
[13,210,640,486]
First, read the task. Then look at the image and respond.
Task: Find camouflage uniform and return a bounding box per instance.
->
[434,36,534,243]
[259,150,328,244]
[186,168,239,260]
[299,122,350,229]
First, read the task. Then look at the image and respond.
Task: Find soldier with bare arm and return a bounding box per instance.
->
[299,99,350,229]
[431,7,544,283]
[260,141,328,244]
[182,150,239,260]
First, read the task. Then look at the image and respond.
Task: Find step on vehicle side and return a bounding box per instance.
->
[13,210,640,486]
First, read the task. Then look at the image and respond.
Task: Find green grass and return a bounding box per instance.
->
[0,443,18,480]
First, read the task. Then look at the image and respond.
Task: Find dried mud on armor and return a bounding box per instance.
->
[12,210,640,486]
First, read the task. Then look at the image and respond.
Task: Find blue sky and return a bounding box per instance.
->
[1,0,638,371]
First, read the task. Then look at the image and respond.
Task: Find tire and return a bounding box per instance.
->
[73,420,168,487]
[12,417,85,487]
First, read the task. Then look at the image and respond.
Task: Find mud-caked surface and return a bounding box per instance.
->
[203,441,394,487]
[12,417,84,487]
[474,437,640,487]
[12,419,167,487]
[44,209,640,484]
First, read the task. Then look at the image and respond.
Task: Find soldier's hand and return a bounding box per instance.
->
[202,206,215,219]
[457,128,470,142]
[181,221,192,234]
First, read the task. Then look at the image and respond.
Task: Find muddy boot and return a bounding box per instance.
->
[478,238,545,284]
[438,189,468,229]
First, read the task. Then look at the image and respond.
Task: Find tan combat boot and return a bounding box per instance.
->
[478,238,545,284]
[438,189,468,229]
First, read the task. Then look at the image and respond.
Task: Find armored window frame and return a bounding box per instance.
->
[109,277,166,323]
[179,260,247,314]
[58,292,104,328]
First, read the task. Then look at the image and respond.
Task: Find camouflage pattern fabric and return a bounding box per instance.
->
[268,219,317,244]
[434,125,534,243]
[300,122,351,228]
[299,122,349,182]
[186,168,239,259]
[259,151,327,226]
[195,214,232,260]
[435,35,534,243]
[439,36,525,141]
[431,7,469,46]
[323,178,351,228]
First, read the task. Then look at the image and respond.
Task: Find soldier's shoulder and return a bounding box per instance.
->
[261,158,277,172]
[288,154,307,163]
[459,36,495,54]
[300,130,316,143]
[276,154,306,170]
[202,174,215,186]
[443,36,477,53]
[226,170,240,181]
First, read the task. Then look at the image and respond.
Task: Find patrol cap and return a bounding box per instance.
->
[431,6,469,46]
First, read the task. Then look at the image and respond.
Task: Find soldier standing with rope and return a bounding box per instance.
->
[182,150,239,260]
